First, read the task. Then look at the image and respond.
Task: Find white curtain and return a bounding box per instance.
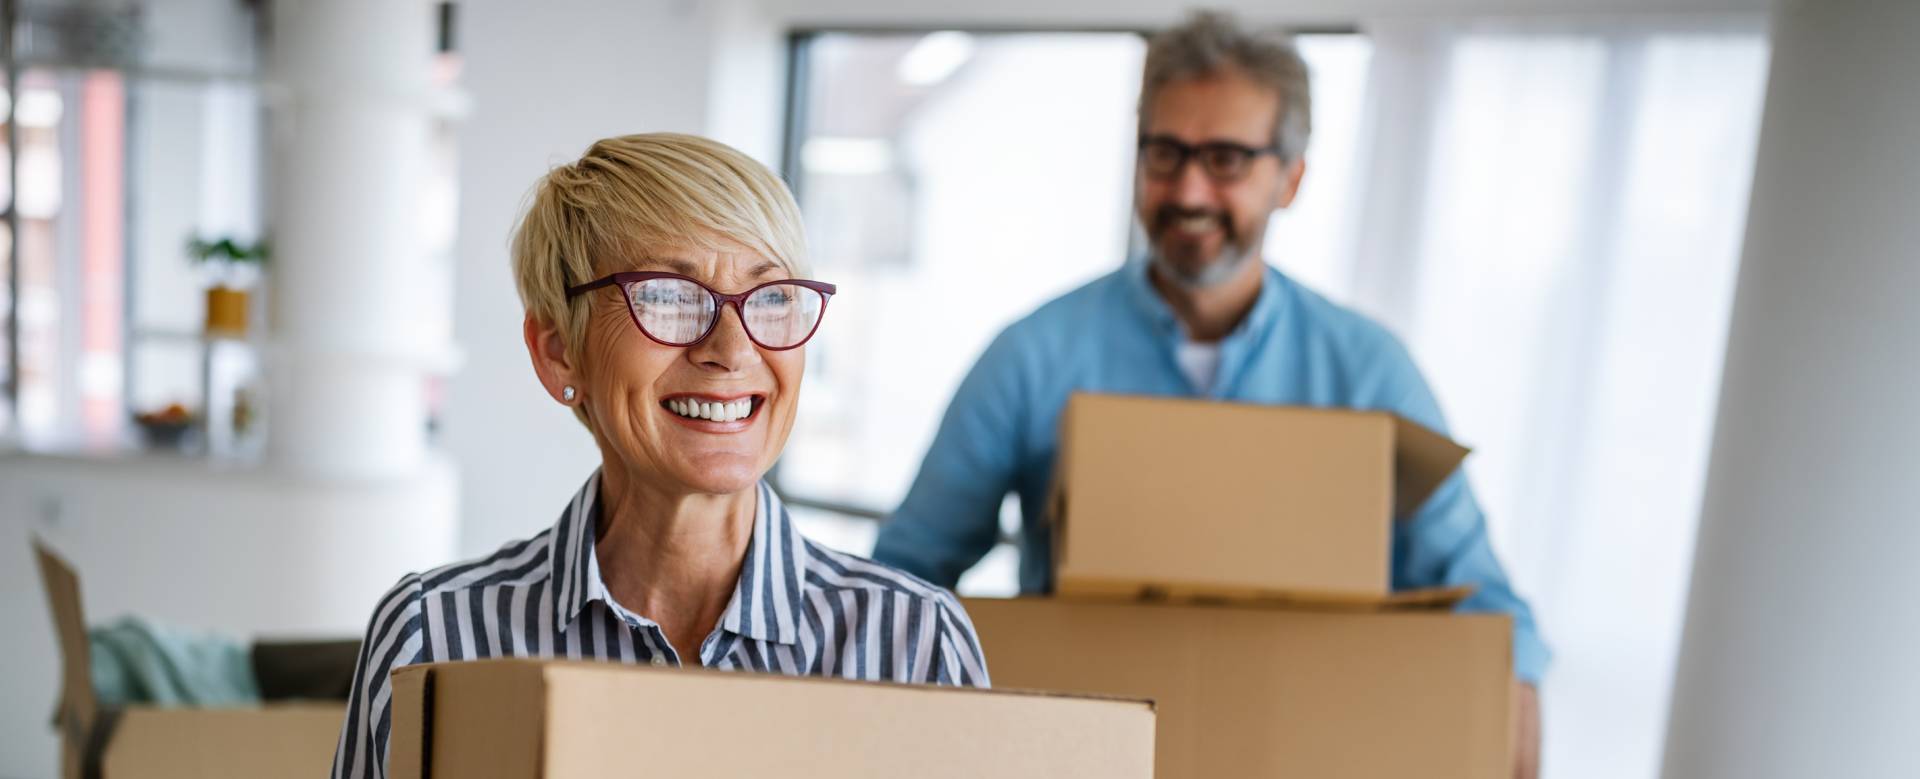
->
[1267,17,1771,779]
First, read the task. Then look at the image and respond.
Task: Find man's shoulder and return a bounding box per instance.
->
[1278,272,1409,358]
[996,268,1130,348]
[1268,269,1433,410]
[960,269,1130,392]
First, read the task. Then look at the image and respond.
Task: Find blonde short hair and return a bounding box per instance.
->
[511,133,808,366]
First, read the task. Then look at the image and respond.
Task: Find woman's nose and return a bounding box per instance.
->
[688,304,760,371]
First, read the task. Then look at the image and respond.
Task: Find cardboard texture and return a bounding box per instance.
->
[388,658,1156,779]
[965,597,1513,779]
[1052,393,1470,601]
[34,541,346,779]
[1059,583,1478,612]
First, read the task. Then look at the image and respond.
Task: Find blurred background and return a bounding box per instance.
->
[2,0,1915,777]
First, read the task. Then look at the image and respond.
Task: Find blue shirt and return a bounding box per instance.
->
[873,259,1549,683]
[334,473,990,779]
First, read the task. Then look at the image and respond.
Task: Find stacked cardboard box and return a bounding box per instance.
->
[965,393,1515,778]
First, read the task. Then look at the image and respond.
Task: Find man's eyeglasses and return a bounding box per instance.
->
[1138,135,1281,182]
[565,272,837,351]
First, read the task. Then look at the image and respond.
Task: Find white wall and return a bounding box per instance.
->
[446,0,720,556]
[1662,1,1920,776]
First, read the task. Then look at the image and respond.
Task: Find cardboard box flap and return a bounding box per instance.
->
[1037,583,1476,612]
[1391,415,1470,518]
[35,539,347,779]
[34,540,101,743]
[1372,584,1476,609]
[387,667,429,779]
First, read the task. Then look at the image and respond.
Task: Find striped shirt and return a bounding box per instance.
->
[331,471,991,779]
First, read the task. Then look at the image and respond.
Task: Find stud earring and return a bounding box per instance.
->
[562,386,576,402]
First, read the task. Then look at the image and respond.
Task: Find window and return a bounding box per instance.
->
[777,29,1372,594]
[0,5,268,456]
[0,3,457,459]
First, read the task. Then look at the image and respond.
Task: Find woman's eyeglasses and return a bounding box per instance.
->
[565,272,837,351]
[1138,134,1281,182]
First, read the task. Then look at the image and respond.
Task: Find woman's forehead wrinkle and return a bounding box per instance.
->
[630,256,699,276]
[623,245,786,289]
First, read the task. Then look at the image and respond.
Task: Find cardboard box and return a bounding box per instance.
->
[386,658,1155,778]
[965,597,1512,779]
[35,542,346,779]
[1052,393,1469,601]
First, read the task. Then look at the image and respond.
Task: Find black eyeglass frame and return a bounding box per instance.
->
[565,271,838,351]
[1137,134,1284,182]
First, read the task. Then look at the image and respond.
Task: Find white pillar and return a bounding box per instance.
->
[1662,2,1920,777]
[265,0,442,477]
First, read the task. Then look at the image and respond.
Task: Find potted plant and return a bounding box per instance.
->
[187,236,269,338]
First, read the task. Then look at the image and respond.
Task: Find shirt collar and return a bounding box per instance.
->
[1123,256,1289,393]
[715,483,809,645]
[548,472,808,646]
[1122,254,1183,333]
[1122,255,1286,340]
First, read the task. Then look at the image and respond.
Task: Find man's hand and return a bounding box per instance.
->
[1514,681,1541,779]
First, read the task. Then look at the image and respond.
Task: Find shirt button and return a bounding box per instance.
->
[650,655,668,667]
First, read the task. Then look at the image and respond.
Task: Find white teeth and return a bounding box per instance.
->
[667,398,754,422]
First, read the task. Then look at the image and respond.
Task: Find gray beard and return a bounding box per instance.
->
[1149,240,1258,290]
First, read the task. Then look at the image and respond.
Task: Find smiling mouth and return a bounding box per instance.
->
[1176,215,1219,235]
[660,395,764,424]
[1155,208,1233,243]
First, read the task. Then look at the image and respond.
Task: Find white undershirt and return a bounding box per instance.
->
[1174,338,1224,395]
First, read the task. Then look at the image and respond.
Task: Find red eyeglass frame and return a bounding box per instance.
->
[565,271,838,351]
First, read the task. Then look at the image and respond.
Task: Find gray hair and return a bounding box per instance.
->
[1140,11,1312,163]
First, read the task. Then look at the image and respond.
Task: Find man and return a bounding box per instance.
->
[872,11,1545,777]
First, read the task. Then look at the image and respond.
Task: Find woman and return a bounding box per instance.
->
[331,134,989,779]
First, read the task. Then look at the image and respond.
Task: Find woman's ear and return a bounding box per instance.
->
[524,314,578,405]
